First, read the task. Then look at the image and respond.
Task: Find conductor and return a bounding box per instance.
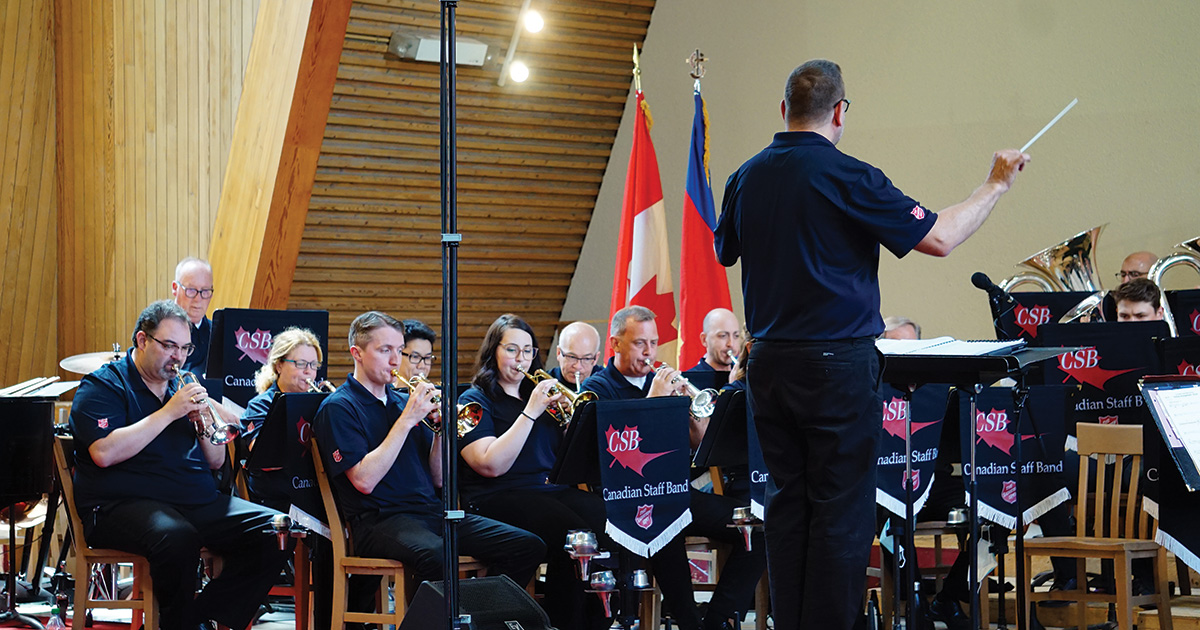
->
[714,59,1030,630]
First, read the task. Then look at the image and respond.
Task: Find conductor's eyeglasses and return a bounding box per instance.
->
[146,333,196,356]
[837,98,851,113]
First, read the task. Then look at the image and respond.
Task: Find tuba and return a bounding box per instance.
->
[518,368,597,427]
[173,366,241,445]
[390,370,481,437]
[643,360,718,418]
[999,225,1108,323]
[1148,236,1200,337]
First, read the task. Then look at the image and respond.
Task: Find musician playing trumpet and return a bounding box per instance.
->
[689,307,743,374]
[312,311,543,603]
[549,320,603,391]
[68,300,288,630]
[240,327,329,450]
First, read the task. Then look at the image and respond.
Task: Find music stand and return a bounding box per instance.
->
[244,392,328,519]
[549,402,601,488]
[691,390,747,470]
[881,345,1073,630]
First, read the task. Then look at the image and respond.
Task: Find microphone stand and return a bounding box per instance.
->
[439,2,465,629]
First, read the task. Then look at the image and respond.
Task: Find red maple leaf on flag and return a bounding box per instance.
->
[605,424,673,476]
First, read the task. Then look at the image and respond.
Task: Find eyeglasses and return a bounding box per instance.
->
[837,98,851,113]
[1116,270,1147,280]
[501,345,538,359]
[146,333,196,356]
[400,351,435,367]
[560,353,598,364]
[179,286,214,299]
[282,359,322,371]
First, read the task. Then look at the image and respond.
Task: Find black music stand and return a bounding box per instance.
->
[881,346,1072,630]
[549,402,600,488]
[691,390,747,470]
[245,392,328,519]
[1,395,57,629]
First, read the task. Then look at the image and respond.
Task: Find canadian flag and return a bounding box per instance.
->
[608,89,678,358]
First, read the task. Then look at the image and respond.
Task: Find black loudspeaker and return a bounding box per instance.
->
[0,398,54,503]
[397,575,554,630]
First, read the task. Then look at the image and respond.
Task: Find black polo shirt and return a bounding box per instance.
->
[689,358,715,372]
[69,353,219,511]
[715,131,936,340]
[581,359,651,401]
[240,384,279,444]
[313,374,438,521]
[183,316,211,374]
[457,385,564,503]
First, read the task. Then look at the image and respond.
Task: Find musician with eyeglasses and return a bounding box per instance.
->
[548,320,603,391]
[1117,251,1158,285]
[69,300,289,630]
[396,318,438,382]
[171,257,216,375]
[583,305,767,630]
[312,311,544,606]
[455,314,610,630]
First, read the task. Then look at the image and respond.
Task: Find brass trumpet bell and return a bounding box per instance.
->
[173,365,240,445]
[519,368,596,427]
[645,360,718,418]
[391,369,479,437]
[306,378,336,393]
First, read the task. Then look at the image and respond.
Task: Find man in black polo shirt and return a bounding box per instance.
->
[313,311,543,589]
[171,257,215,375]
[69,300,287,630]
[549,320,603,391]
[584,305,766,630]
[687,308,743,374]
[714,59,1029,630]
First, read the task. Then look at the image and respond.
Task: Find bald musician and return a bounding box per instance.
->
[1117,251,1158,285]
[689,308,744,373]
[171,257,215,375]
[547,321,602,390]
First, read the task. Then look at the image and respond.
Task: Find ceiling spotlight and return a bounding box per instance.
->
[523,10,544,33]
[509,61,530,83]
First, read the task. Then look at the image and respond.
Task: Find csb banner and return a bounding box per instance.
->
[209,308,330,408]
[597,397,692,558]
[874,384,951,518]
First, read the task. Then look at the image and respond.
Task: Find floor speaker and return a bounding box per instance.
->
[398,575,554,630]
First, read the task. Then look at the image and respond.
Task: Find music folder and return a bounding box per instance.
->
[1140,375,1200,491]
[691,389,747,469]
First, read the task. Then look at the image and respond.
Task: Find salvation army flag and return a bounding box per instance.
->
[956,386,1072,529]
[597,397,692,557]
[608,90,678,360]
[677,87,731,368]
[875,384,951,518]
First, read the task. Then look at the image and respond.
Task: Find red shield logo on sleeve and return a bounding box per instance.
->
[635,504,654,530]
[910,205,926,220]
[97,418,108,429]
[1002,480,1018,504]
[332,449,343,463]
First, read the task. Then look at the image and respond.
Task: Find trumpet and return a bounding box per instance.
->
[391,370,481,438]
[725,349,738,365]
[518,368,597,427]
[306,378,336,393]
[643,359,718,418]
[172,365,240,445]
[574,371,583,395]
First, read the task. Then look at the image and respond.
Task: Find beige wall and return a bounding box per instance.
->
[565,0,1200,341]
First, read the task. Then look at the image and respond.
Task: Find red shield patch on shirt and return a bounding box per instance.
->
[635,504,653,530]
[910,205,926,220]
[97,418,108,429]
[332,449,343,463]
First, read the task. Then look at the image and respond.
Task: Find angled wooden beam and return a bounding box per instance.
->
[209,0,351,311]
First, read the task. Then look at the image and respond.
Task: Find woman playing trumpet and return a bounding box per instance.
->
[458,314,613,630]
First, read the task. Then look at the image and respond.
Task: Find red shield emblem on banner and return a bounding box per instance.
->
[903,470,919,490]
[635,504,653,530]
[1098,415,1118,425]
[1002,480,1017,504]
[97,418,108,429]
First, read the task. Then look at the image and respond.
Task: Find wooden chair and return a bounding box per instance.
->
[52,436,156,630]
[1022,423,1172,630]
[311,438,484,628]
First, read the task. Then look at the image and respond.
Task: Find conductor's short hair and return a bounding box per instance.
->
[784,59,845,126]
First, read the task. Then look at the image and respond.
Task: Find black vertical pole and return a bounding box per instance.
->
[439,2,463,629]
[966,384,983,630]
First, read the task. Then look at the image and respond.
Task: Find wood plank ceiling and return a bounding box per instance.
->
[289,0,654,383]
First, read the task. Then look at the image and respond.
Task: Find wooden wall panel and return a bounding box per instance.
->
[54,0,259,371]
[0,0,58,386]
[294,0,654,383]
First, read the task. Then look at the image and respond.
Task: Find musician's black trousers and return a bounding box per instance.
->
[86,495,290,630]
[748,338,881,630]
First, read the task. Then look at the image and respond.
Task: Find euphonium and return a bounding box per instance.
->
[172,365,240,445]
[642,359,718,418]
[1148,235,1200,338]
[999,225,1109,323]
[391,370,480,437]
[306,378,336,393]
[518,368,597,427]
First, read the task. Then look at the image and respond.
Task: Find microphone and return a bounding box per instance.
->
[971,272,1015,307]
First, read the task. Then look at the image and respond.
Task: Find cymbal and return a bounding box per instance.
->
[60,350,126,374]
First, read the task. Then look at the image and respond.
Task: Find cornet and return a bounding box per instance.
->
[173,365,240,445]
[518,368,597,427]
[306,378,336,393]
[725,349,737,365]
[643,360,718,418]
[391,370,481,438]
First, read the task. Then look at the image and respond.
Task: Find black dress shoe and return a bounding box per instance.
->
[926,597,971,630]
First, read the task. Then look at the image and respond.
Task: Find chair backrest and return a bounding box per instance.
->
[1074,422,1144,539]
[52,435,91,551]
[310,437,351,559]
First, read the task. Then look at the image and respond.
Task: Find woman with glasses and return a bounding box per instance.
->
[458,314,612,630]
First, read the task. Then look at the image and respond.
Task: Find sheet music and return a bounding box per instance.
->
[1147,387,1200,476]
[876,336,1026,356]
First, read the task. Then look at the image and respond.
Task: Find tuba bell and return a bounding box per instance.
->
[999,225,1108,323]
[1148,236,1200,337]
